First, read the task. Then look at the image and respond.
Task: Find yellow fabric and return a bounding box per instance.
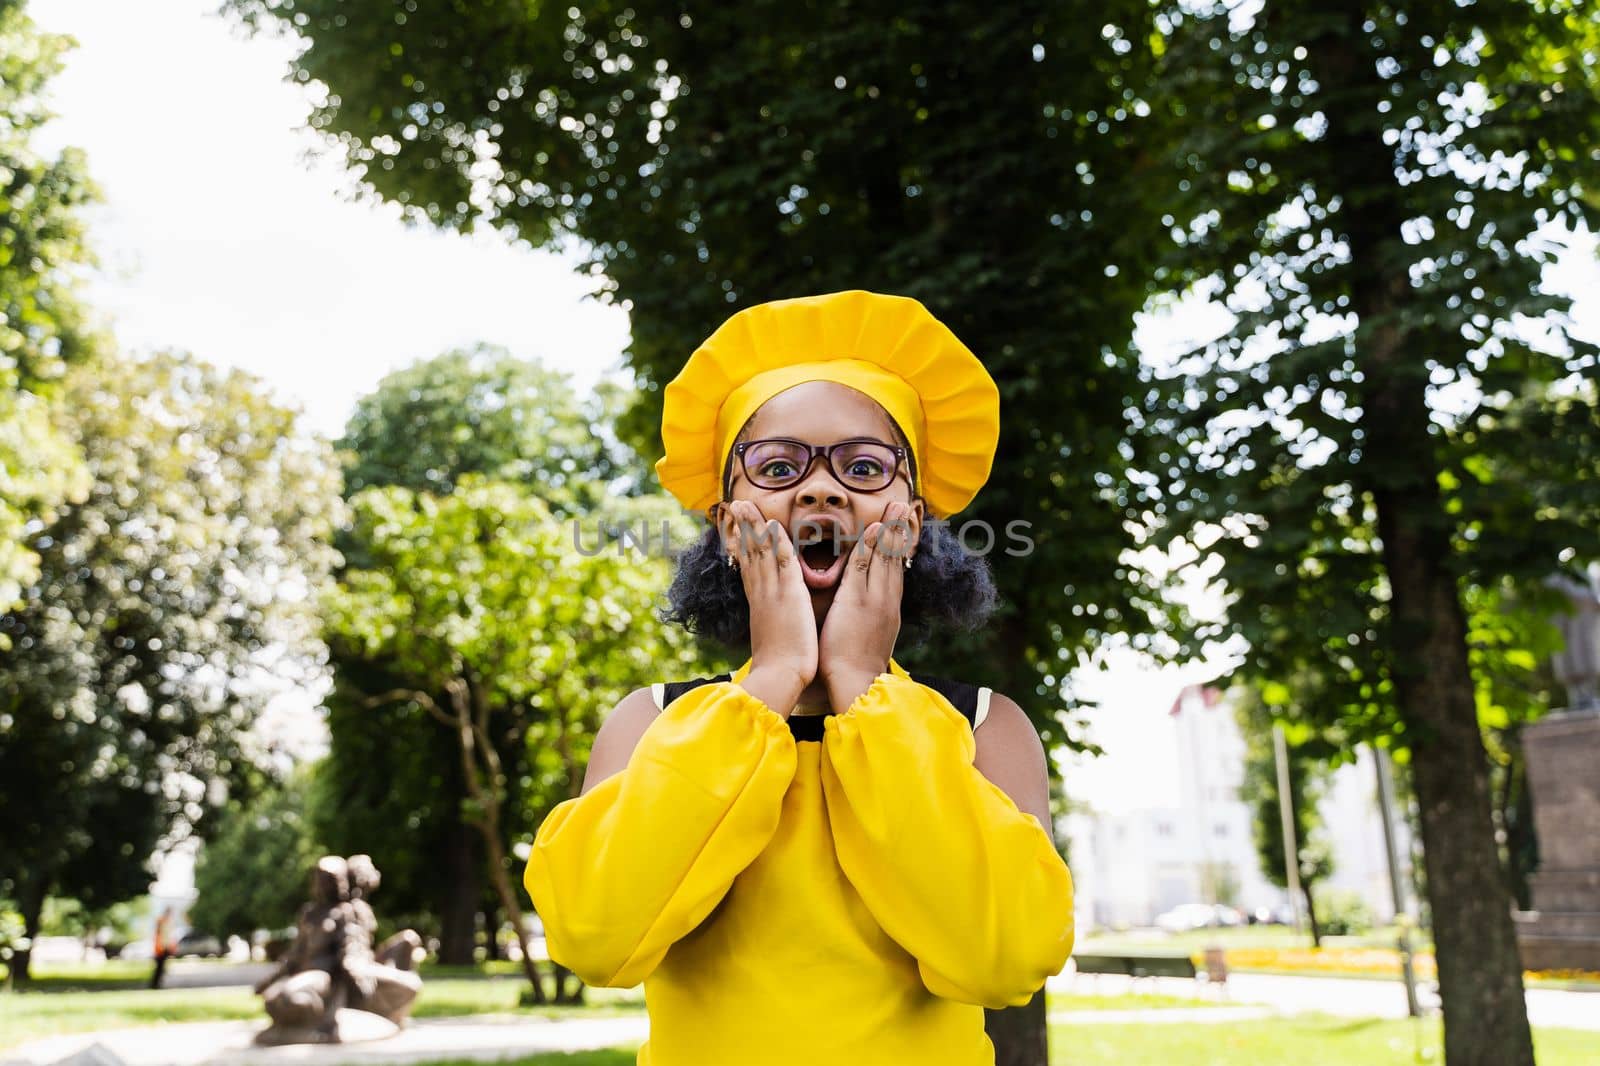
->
[716,359,927,497]
[654,290,1001,519]
[523,658,1075,1065]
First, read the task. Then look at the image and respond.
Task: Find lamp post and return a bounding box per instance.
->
[1373,744,1420,1017]
[1271,723,1305,937]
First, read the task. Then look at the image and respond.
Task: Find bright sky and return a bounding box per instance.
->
[27,0,1599,819]
[31,0,634,442]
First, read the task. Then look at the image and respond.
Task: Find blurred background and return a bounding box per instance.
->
[2,2,1597,1064]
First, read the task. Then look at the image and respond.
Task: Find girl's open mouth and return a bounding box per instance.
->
[797,528,852,591]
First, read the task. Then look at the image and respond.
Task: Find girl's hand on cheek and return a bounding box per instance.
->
[725,500,817,714]
[818,501,913,709]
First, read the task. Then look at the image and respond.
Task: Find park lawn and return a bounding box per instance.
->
[0,976,1227,1051]
[0,987,263,1049]
[414,1054,639,1066]
[403,1020,1599,1066]
[1046,990,1223,1011]
[1049,1017,1599,1066]
[0,978,643,1050]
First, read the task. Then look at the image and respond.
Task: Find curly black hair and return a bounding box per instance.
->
[660,517,999,651]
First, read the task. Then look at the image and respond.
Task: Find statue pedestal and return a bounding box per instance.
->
[255,1007,402,1047]
[1514,708,1600,971]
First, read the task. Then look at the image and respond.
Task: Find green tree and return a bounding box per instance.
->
[0,0,96,616]
[1142,3,1599,1063]
[0,350,344,980]
[309,654,486,959]
[338,344,633,507]
[322,349,658,965]
[1234,684,1337,946]
[191,766,323,944]
[323,474,702,1002]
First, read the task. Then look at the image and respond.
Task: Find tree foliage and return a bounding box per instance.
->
[221,0,1187,754]
[1141,3,1598,1063]
[0,349,344,978]
[191,766,323,943]
[319,349,704,965]
[323,473,704,997]
[337,343,634,508]
[0,0,97,615]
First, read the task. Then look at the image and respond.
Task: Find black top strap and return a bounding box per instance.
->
[907,673,982,729]
[655,671,982,740]
[660,674,733,709]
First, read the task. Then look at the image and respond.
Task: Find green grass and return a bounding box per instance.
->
[412,1054,640,1066]
[1047,1017,1598,1066]
[0,977,645,1050]
[1046,990,1221,1011]
[0,986,264,1048]
[397,1021,1598,1066]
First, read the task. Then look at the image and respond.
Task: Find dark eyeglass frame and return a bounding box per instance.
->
[731,436,910,493]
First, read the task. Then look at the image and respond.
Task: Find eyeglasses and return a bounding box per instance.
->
[732,437,909,493]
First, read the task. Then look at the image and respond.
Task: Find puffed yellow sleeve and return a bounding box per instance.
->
[819,672,1074,1009]
[523,682,797,988]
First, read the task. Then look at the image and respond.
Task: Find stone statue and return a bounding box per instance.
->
[253,854,424,1046]
[1547,571,1600,712]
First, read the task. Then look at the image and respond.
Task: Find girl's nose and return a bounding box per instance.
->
[795,466,849,508]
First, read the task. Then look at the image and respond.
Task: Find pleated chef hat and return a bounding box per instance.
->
[654,290,1001,519]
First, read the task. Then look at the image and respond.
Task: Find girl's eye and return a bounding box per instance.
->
[845,459,884,478]
[759,461,795,478]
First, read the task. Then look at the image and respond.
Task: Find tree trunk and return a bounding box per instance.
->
[12,879,45,984]
[1499,741,1537,913]
[449,672,547,1004]
[1360,253,1535,1066]
[552,960,585,1005]
[1302,880,1323,948]
[986,988,1048,1066]
[436,819,480,965]
[1312,8,1537,1062]
[481,900,504,962]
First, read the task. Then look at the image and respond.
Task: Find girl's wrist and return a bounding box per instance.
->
[741,663,809,718]
[822,665,888,711]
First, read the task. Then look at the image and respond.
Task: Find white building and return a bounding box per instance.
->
[1063,682,1413,930]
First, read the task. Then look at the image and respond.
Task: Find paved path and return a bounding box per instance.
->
[0,1015,648,1066]
[1049,1006,1274,1026]
[1047,971,1600,1031]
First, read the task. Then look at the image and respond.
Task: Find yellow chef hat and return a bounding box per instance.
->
[655,290,1000,519]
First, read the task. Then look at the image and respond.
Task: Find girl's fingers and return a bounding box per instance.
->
[762,518,792,575]
[852,521,879,578]
[866,504,910,598]
[734,503,788,583]
[733,502,765,573]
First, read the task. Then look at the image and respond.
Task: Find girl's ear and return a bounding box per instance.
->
[710,501,735,555]
[908,497,926,552]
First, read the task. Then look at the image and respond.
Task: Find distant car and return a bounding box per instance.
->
[1250,904,1297,925]
[174,932,223,958]
[1155,903,1244,933]
[119,937,155,960]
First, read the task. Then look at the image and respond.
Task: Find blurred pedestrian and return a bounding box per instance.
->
[149,908,174,989]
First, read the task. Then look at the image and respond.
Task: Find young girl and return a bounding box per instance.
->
[525,290,1074,1065]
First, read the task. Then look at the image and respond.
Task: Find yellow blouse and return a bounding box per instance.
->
[523,657,1075,1065]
